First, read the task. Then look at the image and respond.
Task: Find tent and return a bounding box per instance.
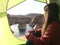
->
[0,0,47,45]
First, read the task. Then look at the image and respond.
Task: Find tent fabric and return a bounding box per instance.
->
[0,0,7,13]
[7,0,24,10]
[0,0,47,45]
[36,0,47,3]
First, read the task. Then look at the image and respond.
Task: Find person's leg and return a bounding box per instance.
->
[26,41,34,45]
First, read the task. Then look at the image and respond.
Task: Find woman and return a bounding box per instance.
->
[26,3,60,45]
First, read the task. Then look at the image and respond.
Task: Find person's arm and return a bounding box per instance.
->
[26,23,57,45]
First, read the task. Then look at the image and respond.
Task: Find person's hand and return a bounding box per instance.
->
[25,32,30,36]
[25,30,36,36]
[28,29,41,37]
[25,30,37,36]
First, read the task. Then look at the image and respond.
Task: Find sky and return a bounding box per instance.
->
[7,0,46,15]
